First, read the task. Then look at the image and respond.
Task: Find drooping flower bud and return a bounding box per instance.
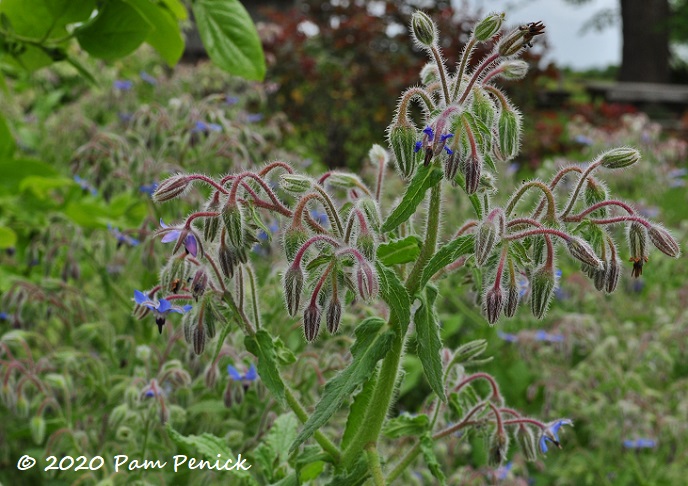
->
[280,174,312,193]
[483,286,504,325]
[283,265,304,317]
[593,263,607,291]
[583,179,608,217]
[160,255,192,294]
[474,11,505,42]
[566,236,603,270]
[182,312,194,344]
[488,430,509,467]
[356,232,377,261]
[499,60,529,80]
[152,174,191,202]
[410,10,437,47]
[283,225,309,262]
[368,144,389,169]
[497,22,545,57]
[326,296,342,334]
[600,147,640,169]
[648,224,680,258]
[444,151,460,182]
[191,269,208,301]
[530,265,555,319]
[504,282,519,318]
[203,193,222,242]
[359,198,382,230]
[355,262,379,301]
[420,62,439,85]
[497,109,521,162]
[30,416,46,445]
[605,258,621,293]
[463,155,482,195]
[515,425,538,462]
[628,222,649,278]
[303,304,322,342]
[218,243,241,278]
[475,218,499,266]
[222,201,244,249]
[193,321,206,355]
[472,87,496,129]
[205,363,219,389]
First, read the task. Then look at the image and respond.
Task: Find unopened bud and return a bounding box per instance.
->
[593,264,607,291]
[463,155,482,195]
[160,255,192,294]
[600,147,640,169]
[222,202,244,249]
[218,243,241,278]
[583,179,608,217]
[368,144,389,168]
[30,416,46,445]
[359,198,382,230]
[497,109,521,162]
[410,10,437,47]
[566,237,603,269]
[420,62,439,85]
[191,269,208,301]
[605,258,621,293]
[388,122,421,179]
[530,265,555,319]
[475,219,499,266]
[355,262,379,301]
[202,298,223,339]
[648,225,680,258]
[452,339,488,363]
[628,222,649,264]
[515,425,538,462]
[182,313,194,344]
[223,381,234,408]
[152,174,191,202]
[356,232,377,261]
[483,286,504,325]
[203,193,222,242]
[326,297,342,334]
[280,174,312,193]
[497,22,545,57]
[303,304,322,341]
[328,172,363,189]
[504,282,519,317]
[283,265,304,317]
[444,151,460,182]
[193,322,206,355]
[488,430,509,467]
[499,60,529,80]
[205,364,219,389]
[474,12,505,41]
[283,225,309,262]
[472,87,496,129]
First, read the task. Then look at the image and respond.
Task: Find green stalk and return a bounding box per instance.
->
[342,183,443,468]
[365,443,385,486]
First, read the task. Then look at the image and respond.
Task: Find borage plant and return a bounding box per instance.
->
[135,11,679,484]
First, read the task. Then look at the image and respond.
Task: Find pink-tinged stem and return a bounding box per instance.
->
[564,200,635,222]
[458,52,500,104]
[187,174,228,194]
[506,227,571,243]
[453,372,501,401]
[292,235,341,268]
[310,262,335,307]
[559,160,603,218]
[589,215,651,228]
[258,161,294,177]
[454,220,478,238]
[493,245,509,290]
[503,417,547,430]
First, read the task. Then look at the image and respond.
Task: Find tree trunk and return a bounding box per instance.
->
[619,0,670,83]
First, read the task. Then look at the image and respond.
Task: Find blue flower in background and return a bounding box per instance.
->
[573,134,593,146]
[118,112,133,123]
[227,363,258,383]
[140,182,158,196]
[113,79,133,91]
[534,330,564,343]
[497,331,519,343]
[192,120,222,134]
[413,140,423,153]
[134,290,191,334]
[623,438,657,449]
[310,209,329,227]
[0,312,7,321]
[539,419,573,454]
[139,71,157,85]
[246,113,263,123]
[108,224,139,247]
[74,175,97,196]
[226,95,239,105]
[495,461,513,480]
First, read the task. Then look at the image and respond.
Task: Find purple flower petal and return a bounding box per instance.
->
[244,364,258,381]
[184,234,198,257]
[227,365,243,381]
[134,290,149,305]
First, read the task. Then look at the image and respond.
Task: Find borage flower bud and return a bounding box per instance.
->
[30,416,46,445]
[497,109,521,162]
[303,304,322,341]
[566,236,603,270]
[472,87,496,129]
[203,193,222,242]
[463,155,482,195]
[193,322,206,355]
[368,144,389,168]
[283,265,304,317]
[475,219,499,266]
[280,174,312,193]
[583,179,608,217]
[191,269,208,301]
[283,225,309,262]
[444,151,460,182]
[499,60,529,80]
[515,425,538,462]
[410,10,437,47]
[356,232,377,261]
[152,174,191,202]
[530,265,555,319]
[605,257,621,293]
[488,430,509,466]
[218,243,242,279]
[328,172,363,190]
[593,263,607,291]
[498,22,545,57]
[222,201,244,248]
[355,262,379,301]
[326,296,342,334]
[483,286,504,325]
[420,62,439,84]
[628,222,648,278]
[205,363,219,389]
[388,122,420,180]
[648,224,680,258]
[474,11,505,42]
[359,198,382,230]
[504,282,519,318]
[600,147,640,169]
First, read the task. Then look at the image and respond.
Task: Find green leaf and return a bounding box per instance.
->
[123,0,184,66]
[192,0,266,81]
[376,262,411,334]
[0,226,17,249]
[381,164,443,233]
[0,157,60,191]
[420,235,474,288]
[160,0,187,19]
[299,461,325,482]
[376,235,422,266]
[415,285,446,402]
[341,369,377,450]
[274,336,297,365]
[420,433,446,485]
[166,424,255,482]
[267,413,299,464]
[326,455,368,486]
[244,330,286,408]
[382,413,430,438]
[75,0,151,61]
[19,175,72,199]
[290,317,394,453]
[0,112,15,159]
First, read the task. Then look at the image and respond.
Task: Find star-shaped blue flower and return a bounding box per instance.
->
[160,219,198,257]
[134,290,192,334]
[227,364,258,390]
[539,419,573,454]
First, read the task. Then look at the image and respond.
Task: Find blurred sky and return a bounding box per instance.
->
[459,0,621,69]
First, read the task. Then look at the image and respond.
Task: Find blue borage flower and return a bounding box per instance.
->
[74,175,97,196]
[539,418,573,454]
[139,71,157,85]
[246,113,263,123]
[497,331,518,343]
[107,224,139,248]
[140,182,158,196]
[192,120,222,134]
[623,438,657,449]
[227,363,258,383]
[160,219,198,257]
[495,461,512,480]
[0,312,7,321]
[226,95,239,105]
[142,379,163,398]
[534,330,564,343]
[309,209,329,227]
[134,290,192,334]
[113,79,133,91]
